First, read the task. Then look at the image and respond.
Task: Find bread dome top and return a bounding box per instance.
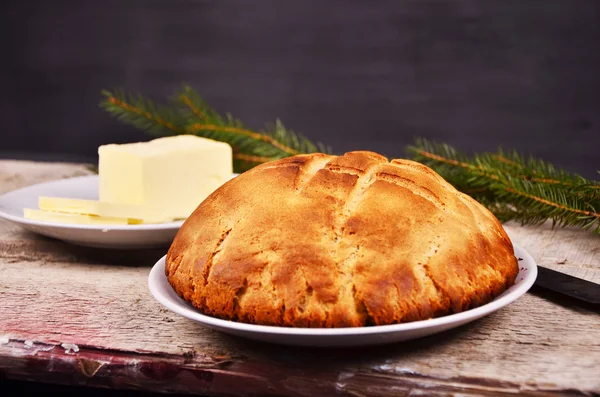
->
[166,151,518,327]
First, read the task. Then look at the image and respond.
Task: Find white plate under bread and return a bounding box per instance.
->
[148,244,537,347]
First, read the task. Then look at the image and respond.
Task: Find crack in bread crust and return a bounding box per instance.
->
[341,165,381,223]
[327,165,364,175]
[266,258,285,325]
[417,244,448,304]
[352,283,375,326]
[423,264,454,315]
[294,155,332,192]
[297,262,312,313]
[376,172,445,210]
[202,227,232,288]
[232,278,248,319]
[390,159,448,185]
[167,253,183,276]
[407,232,450,320]
[329,160,382,325]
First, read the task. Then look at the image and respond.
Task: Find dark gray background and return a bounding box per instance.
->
[1,0,599,177]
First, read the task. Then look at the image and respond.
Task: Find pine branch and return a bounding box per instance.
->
[489,149,600,204]
[100,90,186,136]
[408,138,600,233]
[498,181,600,232]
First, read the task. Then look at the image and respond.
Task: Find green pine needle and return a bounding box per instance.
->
[100,89,186,136]
[408,138,600,233]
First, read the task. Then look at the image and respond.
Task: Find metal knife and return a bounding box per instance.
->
[534,266,600,307]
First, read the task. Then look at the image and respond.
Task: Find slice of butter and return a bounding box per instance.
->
[99,135,232,222]
[39,196,100,215]
[24,208,141,225]
[38,196,166,224]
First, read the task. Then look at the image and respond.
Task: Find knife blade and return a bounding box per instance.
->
[534,265,600,307]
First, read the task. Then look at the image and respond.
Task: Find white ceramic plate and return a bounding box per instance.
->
[148,244,537,347]
[0,175,183,249]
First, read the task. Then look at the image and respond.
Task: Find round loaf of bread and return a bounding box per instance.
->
[166,151,518,327]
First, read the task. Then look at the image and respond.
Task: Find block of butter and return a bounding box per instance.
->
[98,135,232,222]
[24,208,142,225]
[23,135,232,225]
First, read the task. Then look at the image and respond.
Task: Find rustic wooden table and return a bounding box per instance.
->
[0,160,598,396]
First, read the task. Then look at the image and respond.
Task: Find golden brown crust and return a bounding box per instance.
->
[166,151,519,327]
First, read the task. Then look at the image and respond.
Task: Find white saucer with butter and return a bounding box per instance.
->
[0,175,185,249]
[0,136,236,249]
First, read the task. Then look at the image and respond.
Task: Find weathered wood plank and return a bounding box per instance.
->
[0,160,599,396]
[0,160,92,194]
[505,222,600,284]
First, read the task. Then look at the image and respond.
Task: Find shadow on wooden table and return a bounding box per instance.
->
[529,285,600,313]
[220,321,473,357]
[2,225,168,267]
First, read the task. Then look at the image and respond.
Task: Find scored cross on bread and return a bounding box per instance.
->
[166,151,518,328]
